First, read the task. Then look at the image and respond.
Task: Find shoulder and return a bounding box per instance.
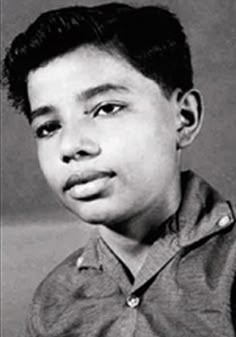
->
[34,245,85,303]
[25,246,86,336]
[200,199,236,262]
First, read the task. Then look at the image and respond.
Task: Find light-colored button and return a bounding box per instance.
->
[126,295,140,308]
[76,256,84,268]
[217,215,231,228]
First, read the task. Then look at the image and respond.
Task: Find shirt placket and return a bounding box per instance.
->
[132,233,180,294]
[97,226,182,337]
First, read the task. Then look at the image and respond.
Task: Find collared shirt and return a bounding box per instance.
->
[22,171,236,337]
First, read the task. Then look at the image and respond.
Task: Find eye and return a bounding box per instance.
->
[34,121,61,139]
[93,102,125,117]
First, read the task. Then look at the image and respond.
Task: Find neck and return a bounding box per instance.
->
[100,226,150,277]
[99,179,181,277]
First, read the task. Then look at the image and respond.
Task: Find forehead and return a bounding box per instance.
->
[27,45,163,102]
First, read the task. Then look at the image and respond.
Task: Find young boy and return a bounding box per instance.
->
[2,3,236,337]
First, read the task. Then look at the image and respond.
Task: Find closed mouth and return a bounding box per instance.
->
[63,170,115,192]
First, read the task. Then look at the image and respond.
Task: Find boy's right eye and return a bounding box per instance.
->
[34,121,61,139]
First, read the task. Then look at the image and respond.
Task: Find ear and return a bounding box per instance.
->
[175,89,204,149]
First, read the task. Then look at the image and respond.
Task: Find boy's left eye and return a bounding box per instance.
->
[93,102,125,117]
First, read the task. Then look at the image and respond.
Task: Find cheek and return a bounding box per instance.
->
[37,145,60,188]
[104,118,175,166]
[100,120,177,195]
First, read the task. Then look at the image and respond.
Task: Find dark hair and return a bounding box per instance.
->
[2,3,193,119]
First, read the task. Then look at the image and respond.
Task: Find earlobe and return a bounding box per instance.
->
[176,89,204,149]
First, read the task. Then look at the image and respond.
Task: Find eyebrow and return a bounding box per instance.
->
[78,83,129,101]
[30,83,129,122]
[30,105,56,123]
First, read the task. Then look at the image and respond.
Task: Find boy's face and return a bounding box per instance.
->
[27,46,181,226]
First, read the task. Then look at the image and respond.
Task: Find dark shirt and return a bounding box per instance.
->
[22,171,236,337]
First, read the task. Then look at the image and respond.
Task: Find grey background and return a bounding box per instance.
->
[2,1,236,336]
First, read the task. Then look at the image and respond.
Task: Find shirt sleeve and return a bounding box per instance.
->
[18,319,34,337]
[231,273,236,333]
[18,306,37,337]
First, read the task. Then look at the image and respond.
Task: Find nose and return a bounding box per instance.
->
[60,122,101,164]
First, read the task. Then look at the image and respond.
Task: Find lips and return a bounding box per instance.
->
[63,170,115,199]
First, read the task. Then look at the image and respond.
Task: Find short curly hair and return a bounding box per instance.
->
[2,3,193,119]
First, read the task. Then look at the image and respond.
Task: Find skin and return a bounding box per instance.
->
[27,45,202,275]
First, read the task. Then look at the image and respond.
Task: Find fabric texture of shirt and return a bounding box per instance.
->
[21,171,236,337]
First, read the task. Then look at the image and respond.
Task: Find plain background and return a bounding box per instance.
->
[2,1,236,336]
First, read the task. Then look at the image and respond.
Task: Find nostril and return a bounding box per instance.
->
[62,149,92,164]
[77,150,90,157]
[62,154,71,164]
[61,138,101,164]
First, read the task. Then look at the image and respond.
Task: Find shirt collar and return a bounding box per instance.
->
[177,171,235,247]
[76,229,102,270]
[76,170,235,270]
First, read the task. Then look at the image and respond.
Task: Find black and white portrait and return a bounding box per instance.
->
[2,1,236,336]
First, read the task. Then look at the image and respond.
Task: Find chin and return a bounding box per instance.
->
[65,199,119,225]
[77,211,116,226]
[63,191,135,226]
